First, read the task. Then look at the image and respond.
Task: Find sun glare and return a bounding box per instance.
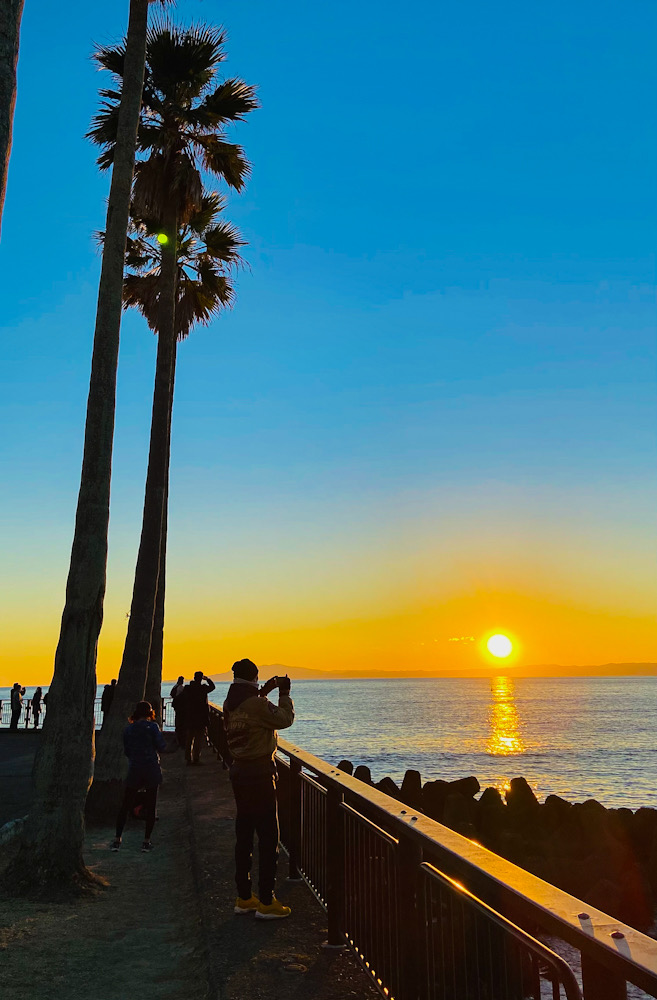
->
[486,634,513,658]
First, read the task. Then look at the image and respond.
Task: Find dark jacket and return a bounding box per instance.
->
[179,679,215,729]
[123,719,167,767]
[101,685,115,712]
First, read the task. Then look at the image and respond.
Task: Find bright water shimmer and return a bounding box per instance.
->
[262,676,656,810]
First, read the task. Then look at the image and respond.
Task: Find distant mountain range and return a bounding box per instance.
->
[207,662,657,682]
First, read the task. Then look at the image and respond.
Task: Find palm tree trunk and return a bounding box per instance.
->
[145,504,167,724]
[0,0,25,237]
[2,0,150,896]
[89,202,178,820]
[145,340,177,725]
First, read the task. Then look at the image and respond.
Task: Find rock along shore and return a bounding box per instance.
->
[336,760,657,932]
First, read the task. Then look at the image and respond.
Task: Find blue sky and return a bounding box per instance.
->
[1,0,655,680]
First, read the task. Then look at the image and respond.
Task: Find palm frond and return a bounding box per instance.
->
[86,100,120,165]
[127,206,166,236]
[192,136,250,190]
[189,79,259,128]
[136,123,167,154]
[125,234,159,271]
[186,192,225,235]
[92,42,126,79]
[145,21,227,101]
[203,220,246,266]
[176,269,233,338]
[124,185,243,340]
[123,273,161,331]
[133,150,203,221]
[88,19,256,195]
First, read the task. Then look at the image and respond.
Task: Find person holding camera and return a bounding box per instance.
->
[223,658,294,920]
[179,671,216,765]
[9,683,26,730]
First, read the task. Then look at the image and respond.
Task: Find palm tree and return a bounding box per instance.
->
[0,0,25,236]
[3,0,163,896]
[125,196,245,719]
[87,24,256,815]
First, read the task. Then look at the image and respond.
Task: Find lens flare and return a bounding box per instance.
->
[487,634,513,658]
[156,233,168,245]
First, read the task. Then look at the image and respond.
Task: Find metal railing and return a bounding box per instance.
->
[0,697,175,729]
[205,703,657,1000]
[272,738,657,1000]
[420,863,582,1000]
[0,698,47,729]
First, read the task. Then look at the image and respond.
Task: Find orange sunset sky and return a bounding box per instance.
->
[2,1,656,688]
[2,475,655,686]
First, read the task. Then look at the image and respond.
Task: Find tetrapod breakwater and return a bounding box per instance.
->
[335,759,657,933]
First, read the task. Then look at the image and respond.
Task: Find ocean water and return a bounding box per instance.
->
[3,676,655,809]
[238,675,656,810]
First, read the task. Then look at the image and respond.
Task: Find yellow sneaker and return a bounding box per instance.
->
[255,896,291,920]
[234,894,259,914]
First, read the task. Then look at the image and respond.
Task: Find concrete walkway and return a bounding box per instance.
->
[184,753,380,1000]
[0,738,379,1000]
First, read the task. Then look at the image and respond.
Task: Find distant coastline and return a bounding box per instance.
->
[207,662,657,682]
[2,665,655,692]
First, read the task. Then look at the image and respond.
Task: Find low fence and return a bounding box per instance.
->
[206,702,657,1000]
[0,697,175,729]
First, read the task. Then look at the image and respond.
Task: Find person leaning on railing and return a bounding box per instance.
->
[223,658,295,920]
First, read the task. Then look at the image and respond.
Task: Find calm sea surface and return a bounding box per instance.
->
[288,676,657,809]
[3,676,655,809]
[234,675,655,810]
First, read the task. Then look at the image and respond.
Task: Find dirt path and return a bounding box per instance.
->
[0,754,208,1000]
[184,756,380,1000]
[0,749,380,1000]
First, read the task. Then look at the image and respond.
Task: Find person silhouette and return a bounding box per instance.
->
[223,659,295,919]
[111,701,167,854]
[9,683,25,730]
[31,687,43,728]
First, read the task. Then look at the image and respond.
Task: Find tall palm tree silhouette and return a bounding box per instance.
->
[9,0,169,895]
[122,195,245,717]
[88,22,257,813]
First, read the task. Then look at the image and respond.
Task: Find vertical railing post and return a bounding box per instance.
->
[397,834,423,1000]
[287,757,303,880]
[324,784,346,948]
[581,955,627,1000]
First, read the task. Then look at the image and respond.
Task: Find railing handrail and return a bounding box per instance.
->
[275,734,657,996]
[0,696,176,729]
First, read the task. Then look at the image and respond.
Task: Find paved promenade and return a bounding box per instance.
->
[0,738,379,1000]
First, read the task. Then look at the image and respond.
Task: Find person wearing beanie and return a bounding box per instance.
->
[223,659,295,920]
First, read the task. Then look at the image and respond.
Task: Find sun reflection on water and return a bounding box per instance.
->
[487,675,525,757]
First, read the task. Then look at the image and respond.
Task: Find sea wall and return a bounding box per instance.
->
[336,760,657,932]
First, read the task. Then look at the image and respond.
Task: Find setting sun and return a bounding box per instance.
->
[487,634,513,658]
